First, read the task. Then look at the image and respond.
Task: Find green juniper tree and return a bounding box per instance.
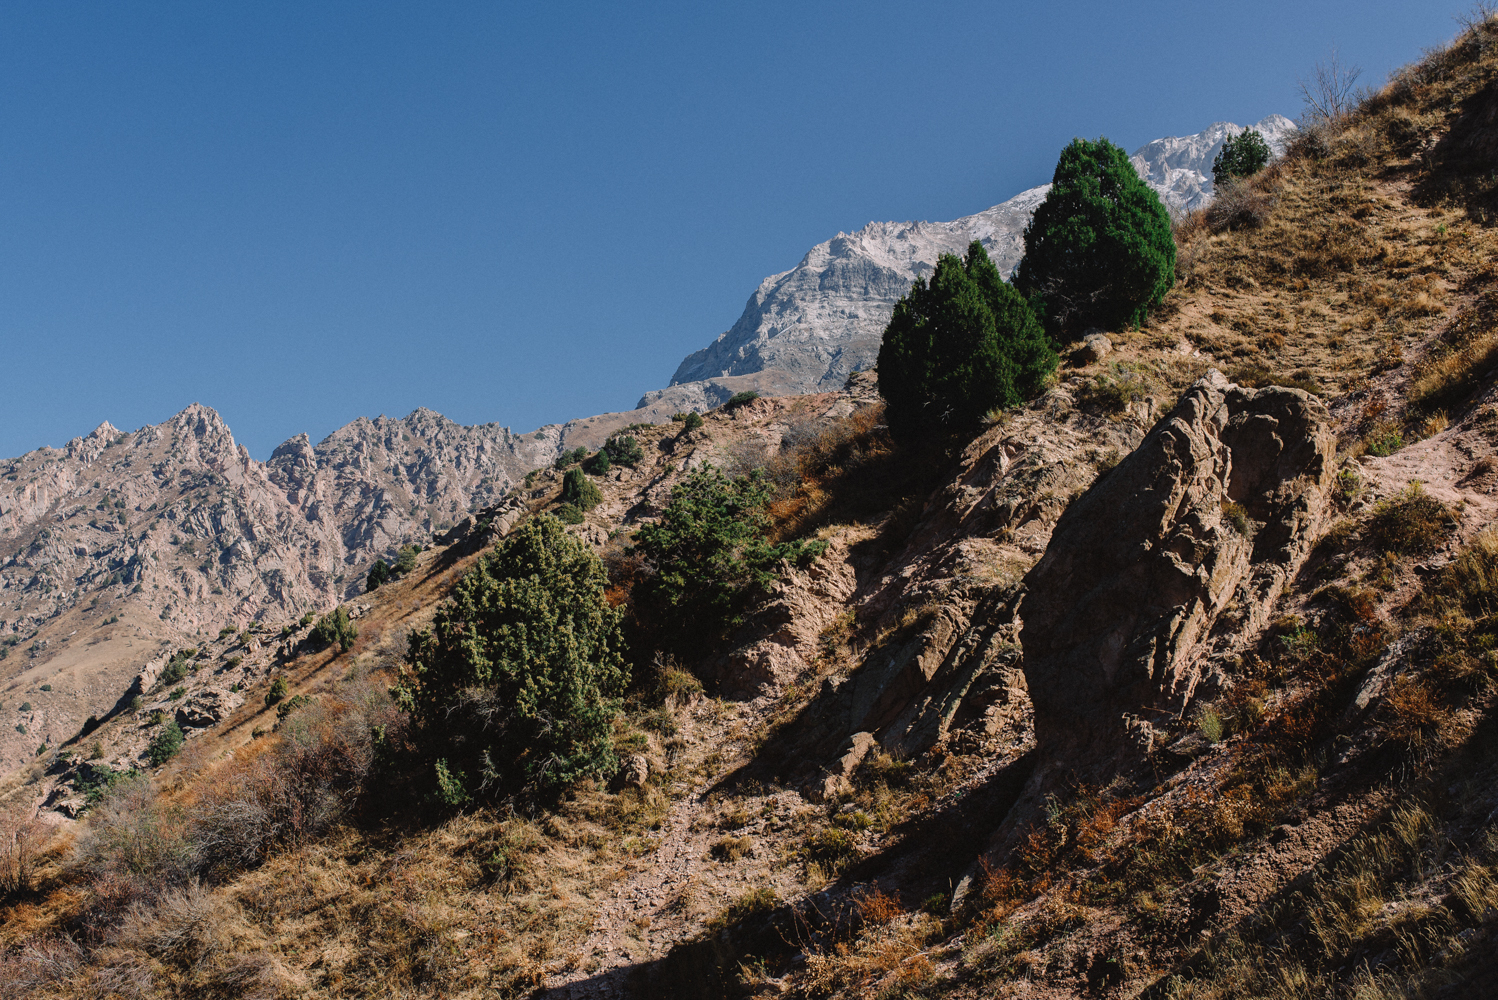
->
[1014,137,1176,337]
[630,464,826,656]
[602,433,644,467]
[396,514,628,799]
[365,559,390,592]
[877,240,1056,444]
[562,467,602,510]
[1212,128,1272,187]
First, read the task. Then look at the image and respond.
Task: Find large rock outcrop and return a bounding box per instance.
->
[1017,370,1335,778]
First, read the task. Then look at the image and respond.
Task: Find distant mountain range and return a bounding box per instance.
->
[640,115,1295,414]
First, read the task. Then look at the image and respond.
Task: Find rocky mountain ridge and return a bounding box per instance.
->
[644,115,1296,414]
[0,403,589,771]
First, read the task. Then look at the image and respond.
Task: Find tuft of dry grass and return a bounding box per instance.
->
[709,835,754,863]
[1367,483,1452,556]
[1411,293,1498,415]
[1382,674,1458,750]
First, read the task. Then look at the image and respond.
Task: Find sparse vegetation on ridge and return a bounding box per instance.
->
[1212,127,1272,186]
[8,13,1498,1000]
[878,240,1056,443]
[628,464,827,658]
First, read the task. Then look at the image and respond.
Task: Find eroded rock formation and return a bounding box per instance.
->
[1018,370,1335,779]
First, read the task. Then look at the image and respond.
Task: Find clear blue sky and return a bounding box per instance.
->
[0,1,1463,459]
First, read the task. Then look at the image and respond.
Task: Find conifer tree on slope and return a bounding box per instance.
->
[1212,128,1271,186]
[877,240,1056,444]
[1014,137,1175,337]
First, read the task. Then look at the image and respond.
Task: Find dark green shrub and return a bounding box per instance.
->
[39,684,51,692]
[562,467,603,511]
[724,391,759,410]
[631,465,827,655]
[18,701,30,713]
[168,686,186,701]
[393,545,419,577]
[554,446,588,470]
[683,411,705,432]
[1212,128,1272,186]
[147,720,184,766]
[396,514,628,798]
[309,606,358,652]
[275,693,312,720]
[582,449,611,475]
[1015,137,1176,336]
[365,558,390,592]
[556,503,585,524]
[877,240,1056,444]
[158,649,193,687]
[603,433,644,467]
[265,677,289,707]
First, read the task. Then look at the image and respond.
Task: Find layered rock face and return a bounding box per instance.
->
[646,117,1295,414]
[1018,371,1335,770]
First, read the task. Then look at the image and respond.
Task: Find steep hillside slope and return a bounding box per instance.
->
[645,116,1295,414]
[6,19,1498,1000]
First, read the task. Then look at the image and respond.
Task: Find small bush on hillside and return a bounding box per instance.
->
[554,446,588,470]
[602,433,644,467]
[561,467,602,511]
[365,559,390,592]
[631,464,827,656]
[158,650,193,688]
[1368,483,1451,556]
[878,240,1056,444]
[583,449,611,475]
[1205,180,1274,233]
[1212,128,1271,186]
[393,544,419,577]
[147,720,185,767]
[0,806,47,895]
[556,503,585,524]
[264,678,288,708]
[309,606,358,652]
[396,514,628,799]
[1437,530,1498,614]
[1077,362,1156,414]
[1015,137,1175,336]
[275,694,311,721]
[1365,426,1404,456]
[682,411,705,432]
[724,391,759,410]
